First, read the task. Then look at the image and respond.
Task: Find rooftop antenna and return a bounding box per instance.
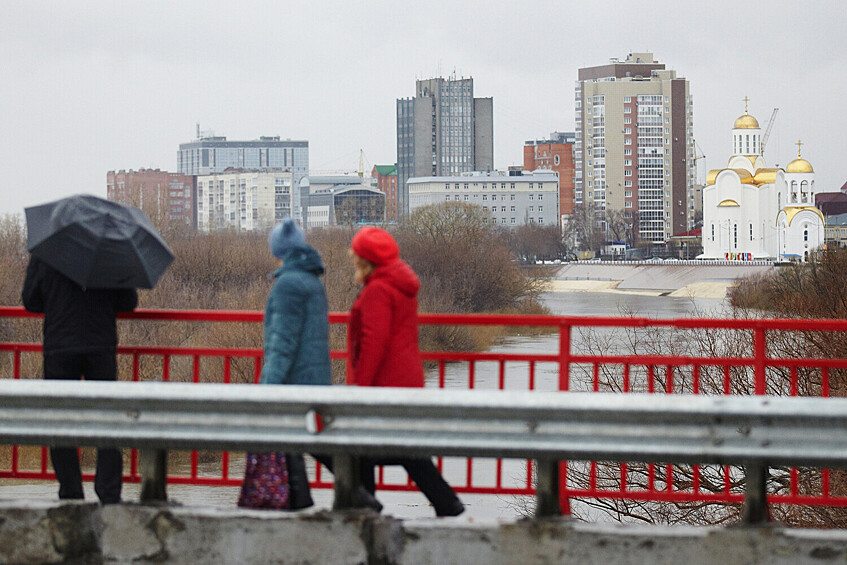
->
[196,123,200,140]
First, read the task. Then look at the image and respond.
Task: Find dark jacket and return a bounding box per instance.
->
[260,245,331,386]
[350,260,424,388]
[21,257,138,355]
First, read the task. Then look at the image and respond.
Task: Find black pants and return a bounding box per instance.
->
[44,352,122,504]
[358,456,461,516]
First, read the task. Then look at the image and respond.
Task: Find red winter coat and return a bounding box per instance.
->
[349,260,424,388]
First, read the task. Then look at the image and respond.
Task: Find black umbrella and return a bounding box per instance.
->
[25,194,175,289]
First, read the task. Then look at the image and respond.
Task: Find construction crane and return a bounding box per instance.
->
[691,141,707,184]
[760,108,779,155]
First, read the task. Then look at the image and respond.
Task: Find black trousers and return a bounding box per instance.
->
[361,457,461,516]
[44,352,122,504]
[317,454,461,516]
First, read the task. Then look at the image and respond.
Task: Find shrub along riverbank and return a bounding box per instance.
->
[1,203,549,385]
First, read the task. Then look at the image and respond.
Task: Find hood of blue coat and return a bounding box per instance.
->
[275,244,325,277]
[367,260,420,298]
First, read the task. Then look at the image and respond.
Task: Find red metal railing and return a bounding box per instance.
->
[2,306,847,517]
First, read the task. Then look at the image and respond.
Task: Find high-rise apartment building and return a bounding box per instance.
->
[574,53,694,244]
[524,132,575,223]
[178,128,309,223]
[107,169,196,230]
[397,76,493,216]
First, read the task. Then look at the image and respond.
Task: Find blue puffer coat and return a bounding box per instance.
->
[260,245,331,386]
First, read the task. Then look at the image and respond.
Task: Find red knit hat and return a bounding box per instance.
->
[351,227,400,266]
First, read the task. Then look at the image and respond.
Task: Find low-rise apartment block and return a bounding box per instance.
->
[408,171,559,227]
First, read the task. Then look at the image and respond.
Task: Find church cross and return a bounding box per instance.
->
[743,96,750,114]
[796,139,803,158]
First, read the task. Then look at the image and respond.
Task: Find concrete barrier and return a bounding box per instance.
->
[3,501,847,564]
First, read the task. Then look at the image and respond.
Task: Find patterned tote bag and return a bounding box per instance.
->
[237,452,290,510]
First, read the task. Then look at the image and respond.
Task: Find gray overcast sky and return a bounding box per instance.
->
[1,0,845,216]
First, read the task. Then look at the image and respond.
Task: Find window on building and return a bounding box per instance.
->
[624,148,632,156]
[455,195,460,201]
[712,224,715,241]
[625,201,632,208]
[511,194,516,201]
[804,229,809,242]
[538,194,543,200]
[624,106,632,114]
[539,206,543,212]
[749,224,753,241]
[625,170,632,177]
[624,96,631,103]
[734,224,738,249]
[528,206,533,212]
[625,191,632,197]
[625,138,631,145]
[464,195,469,201]
[624,117,631,124]
[624,181,632,188]
[511,218,516,224]
[445,195,450,201]
[511,206,516,212]
[482,194,488,200]
[501,206,506,212]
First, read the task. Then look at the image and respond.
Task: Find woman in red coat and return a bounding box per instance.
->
[349,226,464,517]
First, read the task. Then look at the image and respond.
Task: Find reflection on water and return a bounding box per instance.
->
[1,292,726,521]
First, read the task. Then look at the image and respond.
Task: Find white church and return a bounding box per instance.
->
[700,100,824,261]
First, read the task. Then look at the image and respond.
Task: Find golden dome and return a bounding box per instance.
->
[786,139,813,173]
[734,113,759,129]
[786,158,813,173]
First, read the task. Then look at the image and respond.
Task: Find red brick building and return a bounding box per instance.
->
[523,135,575,222]
[372,164,398,222]
[107,169,196,230]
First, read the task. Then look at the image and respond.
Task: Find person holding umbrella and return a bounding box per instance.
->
[21,194,173,504]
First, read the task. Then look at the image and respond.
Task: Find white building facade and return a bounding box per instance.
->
[408,171,559,227]
[196,169,295,233]
[701,106,823,261]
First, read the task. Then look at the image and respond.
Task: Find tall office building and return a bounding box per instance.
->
[397,76,493,216]
[178,128,309,222]
[574,53,694,244]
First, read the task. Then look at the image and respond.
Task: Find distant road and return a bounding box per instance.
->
[549,261,774,298]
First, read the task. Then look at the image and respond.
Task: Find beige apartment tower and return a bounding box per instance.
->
[575,53,694,244]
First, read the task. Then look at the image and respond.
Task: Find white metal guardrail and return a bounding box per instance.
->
[2,379,847,522]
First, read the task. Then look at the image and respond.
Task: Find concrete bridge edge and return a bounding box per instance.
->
[2,501,847,564]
